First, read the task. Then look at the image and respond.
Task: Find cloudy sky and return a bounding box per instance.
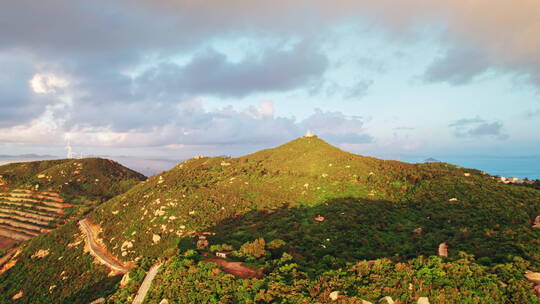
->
[1,0,540,162]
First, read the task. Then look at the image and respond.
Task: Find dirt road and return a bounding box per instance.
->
[79,219,129,274]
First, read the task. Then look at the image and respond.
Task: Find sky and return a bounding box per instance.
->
[1,0,540,165]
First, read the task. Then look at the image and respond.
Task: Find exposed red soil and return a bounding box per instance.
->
[0,236,20,251]
[0,223,39,234]
[32,194,65,203]
[40,191,60,197]
[202,258,263,279]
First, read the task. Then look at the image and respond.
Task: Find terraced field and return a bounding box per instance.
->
[0,158,147,252]
[0,188,75,247]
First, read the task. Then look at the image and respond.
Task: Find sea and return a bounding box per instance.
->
[399,156,540,180]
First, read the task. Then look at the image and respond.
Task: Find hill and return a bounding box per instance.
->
[0,137,539,303]
[0,158,146,250]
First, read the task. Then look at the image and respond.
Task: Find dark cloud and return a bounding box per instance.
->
[308,78,373,100]
[2,0,540,90]
[449,117,508,140]
[424,47,490,85]
[0,1,187,54]
[55,42,329,132]
[135,43,328,98]
[448,117,485,127]
[63,101,181,132]
[344,79,373,99]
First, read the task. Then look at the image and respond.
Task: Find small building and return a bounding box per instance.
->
[215,252,231,258]
[507,177,524,184]
[196,236,209,249]
[313,215,325,222]
[305,130,315,137]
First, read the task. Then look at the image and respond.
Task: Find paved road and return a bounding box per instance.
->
[79,219,129,273]
[132,263,162,304]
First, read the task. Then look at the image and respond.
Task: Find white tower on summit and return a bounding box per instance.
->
[305,130,315,137]
[65,136,74,159]
[66,141,73,158]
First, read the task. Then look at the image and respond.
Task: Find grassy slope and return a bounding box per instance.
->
[1,137,539,303]
[0,222,119,303]
[0,158,146,303]
[0,158,146,202]
[90,137,539,263]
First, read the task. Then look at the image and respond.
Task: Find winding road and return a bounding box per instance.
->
[78,219,129,274]
[132,263,162,304]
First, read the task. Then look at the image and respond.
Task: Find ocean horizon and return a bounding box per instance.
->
[397,156,540,180]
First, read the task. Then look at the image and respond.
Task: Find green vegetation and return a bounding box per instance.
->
[0,222,120,303]
[0,158,146,202]
[143,250,537,303]
[0,137,539,303]
[513,180,540,191]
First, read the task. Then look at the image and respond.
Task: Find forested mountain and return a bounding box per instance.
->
[1,137,539,303]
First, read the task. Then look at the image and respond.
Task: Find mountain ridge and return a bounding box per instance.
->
[1,137,539,303]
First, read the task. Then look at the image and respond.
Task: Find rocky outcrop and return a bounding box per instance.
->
[525,272,540,299]
[329,291,339,301]
[533,215,540,228]
[11,291,23,300]
[438,242,448,257]
[417,297,430,304]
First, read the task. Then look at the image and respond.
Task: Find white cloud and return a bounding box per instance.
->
[244,101,274,120]
[0,119,62,144]
[0,99,373,150]
[30,73,69,94]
